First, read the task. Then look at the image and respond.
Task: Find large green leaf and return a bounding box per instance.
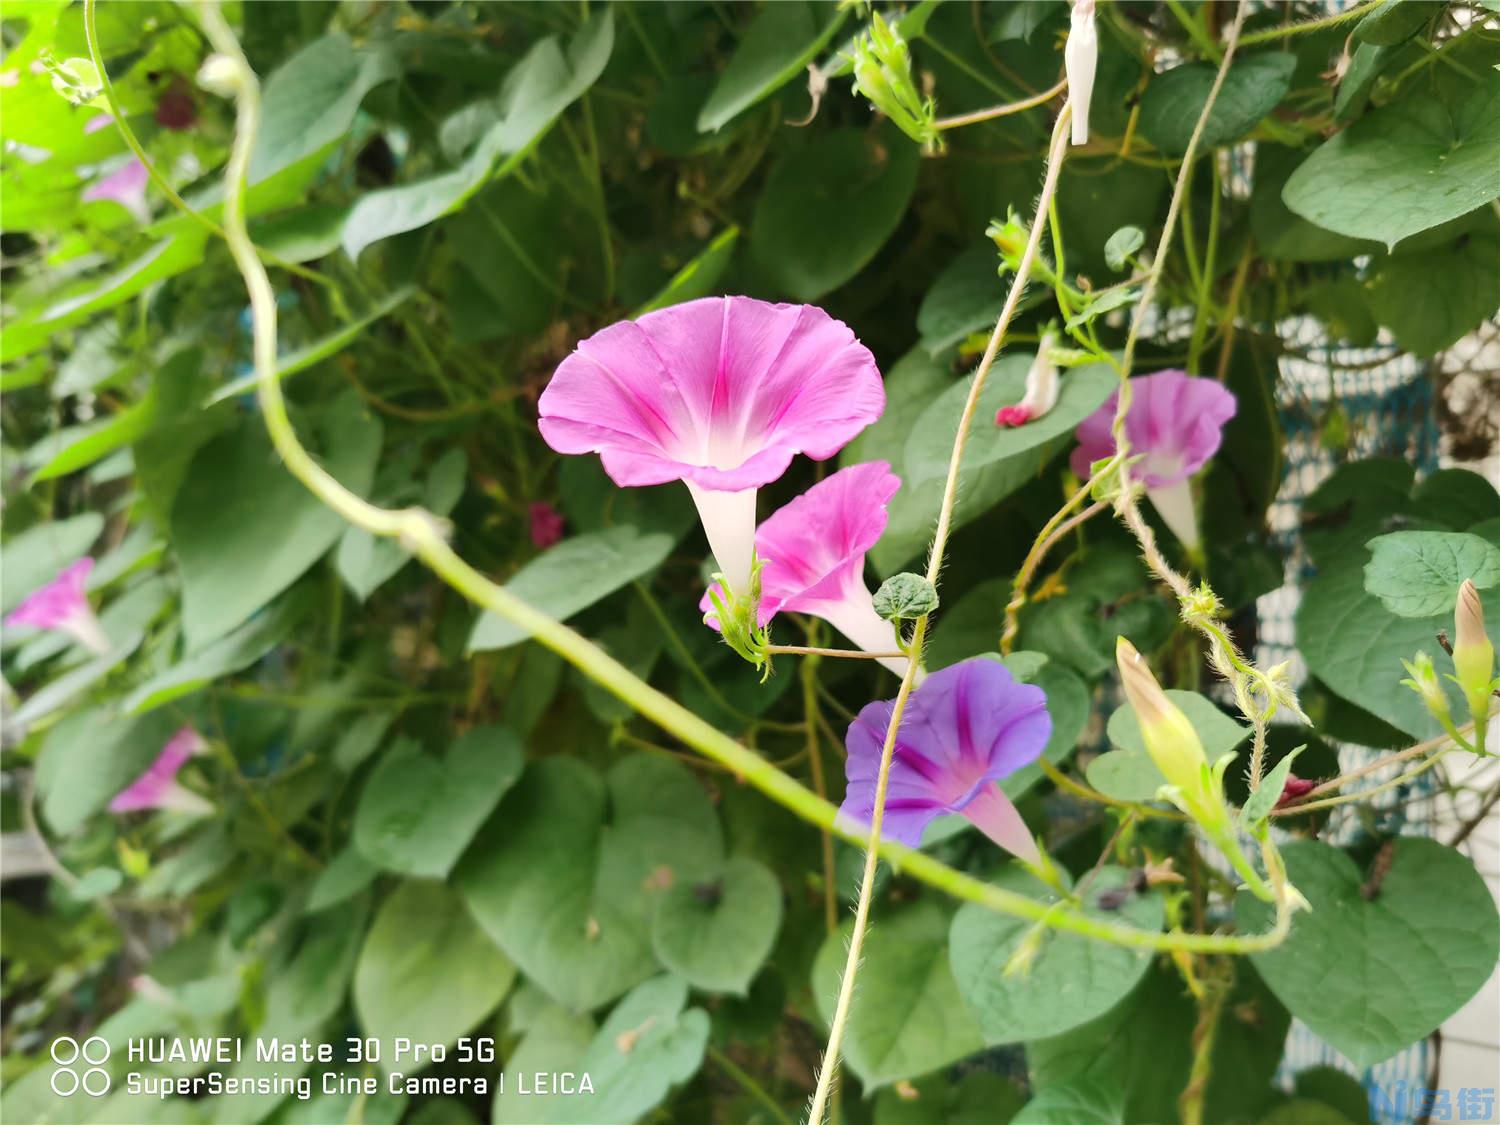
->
[874,1072,1027,1125]
[1012,1080,1125,1125]
[262,897,368,1038]
[651,855,782,995]
[750,128,919,301]
[122,588,309,713]
[341,14,613,259]
[1249,146,1380,262]
[353,727,523,879]
[812,902,983,1088]
[468,525,675,651]
[950,867,1162,1043]
[1366,226,1500,356]
[636,227,740,314]
[458,754,722,1010]
[172,396,381,649]
[491,1005,596,1124]
[1283,72,1500,248]
[1362,529,1500,618]
[353,880,515,1074]
[1138,53,1295,155]
[1238,839,1499,1069]
[697,2,846,132]
[249,34,398,184]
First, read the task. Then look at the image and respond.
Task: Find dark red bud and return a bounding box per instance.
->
[1275,774,1318,808]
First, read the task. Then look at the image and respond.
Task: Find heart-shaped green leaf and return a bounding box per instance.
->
[353,726,523,878]
[1362,529,1500,618]
[950,867,1163,1043]
[458,754,722,1010]
[1238,838,1499,1069]
[651,856,782,995]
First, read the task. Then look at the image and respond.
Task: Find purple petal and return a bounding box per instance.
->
[5,558,93,631]
[81,158,148,209]
[960,783,1040,864]
[1070,370,1236,488]
[539,296,884,492]
[838,658,1052,848]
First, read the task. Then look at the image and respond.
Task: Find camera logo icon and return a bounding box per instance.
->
[50,1036,111,1097]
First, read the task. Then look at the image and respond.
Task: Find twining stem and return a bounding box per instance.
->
[200,0,1293,1018]
[82,0,337,295]
[933,78,1067,130]
[1238,0,1383,46]
[768,645,904,659]
[1178,968,1228,1125]
[1274,721,1475,810]
[805,102,1076,1125]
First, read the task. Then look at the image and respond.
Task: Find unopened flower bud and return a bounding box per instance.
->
[1454,580,1495,690]
[996,333,1060,428]
[1116,637,1209,802]
[1400,651,1451,725]
[851,12,941,151]
[1064,0,1097,145]
[197,54,241,97]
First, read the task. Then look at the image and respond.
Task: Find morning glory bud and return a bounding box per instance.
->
[1453,580,1495,734]
[850,11,941,151]
[1116,637,1209,803]
[995,333,1061,428]
[1064,0,1097,145]
[1400,651,1451,727]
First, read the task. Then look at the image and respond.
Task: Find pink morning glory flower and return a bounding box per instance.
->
[110,728,211,815]
[701,461,912,677]
[537,296,885,595]
[839,657,1051,862]
[81,156,150,224]
[4,558,110,654]
[1069,369,1236,549]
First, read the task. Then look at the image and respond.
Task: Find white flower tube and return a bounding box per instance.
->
[1065,0,1097,146]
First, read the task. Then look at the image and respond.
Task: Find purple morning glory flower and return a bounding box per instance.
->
[110,728,211,815]
[537,296,885,595]
[1069,369,1236,549]
[839,657,1051,862]
[4,558,109,654]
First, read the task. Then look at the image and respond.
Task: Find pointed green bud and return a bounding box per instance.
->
[1116,637,1208,800]
[1400,651,1451,726]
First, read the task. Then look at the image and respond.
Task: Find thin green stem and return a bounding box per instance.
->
[1239,0,1384,47]
[707,1046,792,1125]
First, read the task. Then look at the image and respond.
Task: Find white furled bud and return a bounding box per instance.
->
[196,54,241,97]
[1065,0,1097,146]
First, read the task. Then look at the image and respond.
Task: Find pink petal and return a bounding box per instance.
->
[959,783,1040,864]
[110,728,205,813]
[1070,370,1236,488]
[539,296,884,492]
[5,558,94,631]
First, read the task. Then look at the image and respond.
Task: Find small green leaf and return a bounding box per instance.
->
[1353,0,1431,46]
[1362,530,1500,618]
[353,726,523,879]
[1240,746,1304,829]
[569,976,710,1123]
[353,881,515,1075]
[305,848,378,914]
[1138,53,1295,155]
[873,572,939,621]
[1103,226,1144,272]
[635,227,739,314]
[468,525,675,651]
[697,3,846,132]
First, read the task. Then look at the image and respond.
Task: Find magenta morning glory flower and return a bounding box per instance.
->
[4,558,110,654]
[537,296,885,595]
[110,728,211,815]
[1069,369,1236,549]
[839,657,1050,862]
[700,461,912,677]
[81,156,151,224]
